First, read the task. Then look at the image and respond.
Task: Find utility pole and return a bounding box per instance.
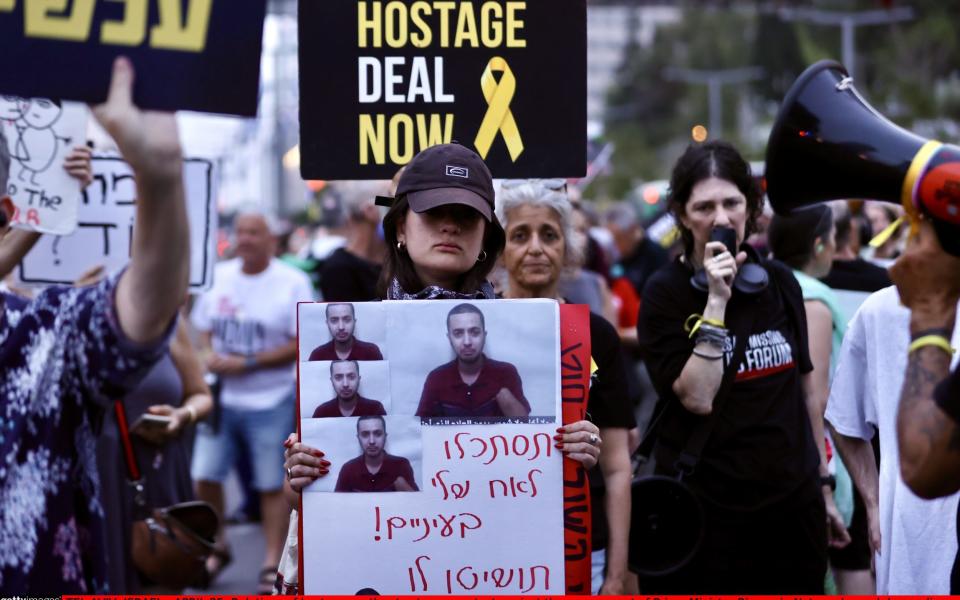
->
[777,6,914,81]
[662,66,764,138]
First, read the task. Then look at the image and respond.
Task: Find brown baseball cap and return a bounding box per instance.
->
[383,143,495,221]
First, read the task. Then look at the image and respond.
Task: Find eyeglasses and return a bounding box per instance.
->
[500,178,568,192]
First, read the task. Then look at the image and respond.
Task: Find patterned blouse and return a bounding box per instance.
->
[0,274,169,594]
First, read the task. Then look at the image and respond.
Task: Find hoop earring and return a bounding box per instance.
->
[477,250,488,263]
[397,241,406,252]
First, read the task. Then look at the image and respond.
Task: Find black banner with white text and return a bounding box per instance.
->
[298,0,586,179]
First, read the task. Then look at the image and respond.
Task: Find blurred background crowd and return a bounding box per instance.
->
[3,0,959,595]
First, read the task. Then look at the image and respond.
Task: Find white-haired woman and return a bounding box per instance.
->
[496,179,637,595]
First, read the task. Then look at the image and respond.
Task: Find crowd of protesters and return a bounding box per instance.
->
[3,64,960,598]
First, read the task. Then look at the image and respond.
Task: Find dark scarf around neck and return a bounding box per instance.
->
[386,278,495,300]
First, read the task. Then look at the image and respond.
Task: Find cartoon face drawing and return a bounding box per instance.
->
[22,99,62,129]
[0,96,25,121]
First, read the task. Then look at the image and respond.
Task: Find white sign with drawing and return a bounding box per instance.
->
[1,95,87,234]
[18,155,218,292]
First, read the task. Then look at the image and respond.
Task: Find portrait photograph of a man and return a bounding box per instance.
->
[298,415,422,494]
[299,302,386,361]
[299,359,391,418]
[416,303,530,418]
[312,360,387,418]
[335,416,419,493]
[384,299,559,422]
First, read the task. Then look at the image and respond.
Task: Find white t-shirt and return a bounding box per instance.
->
[825,285,960,594]
[193,257,314,410]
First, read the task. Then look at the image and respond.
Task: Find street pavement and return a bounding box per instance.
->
[190,522,268,594]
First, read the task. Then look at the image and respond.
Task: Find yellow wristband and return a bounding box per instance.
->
[908,335,956,356]
[684,313,726,338]
[185,404,198,424]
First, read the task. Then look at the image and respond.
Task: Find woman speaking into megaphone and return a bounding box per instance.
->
[636,140,848,593]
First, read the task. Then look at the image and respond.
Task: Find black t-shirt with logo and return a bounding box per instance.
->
[638,256,818,511]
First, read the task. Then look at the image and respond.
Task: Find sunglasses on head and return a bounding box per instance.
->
[500,178,568,192]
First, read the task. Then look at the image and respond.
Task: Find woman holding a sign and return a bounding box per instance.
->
[374,142,504,300]
[495,179,637,595]
[278,148,605,593]
[636,140,844,593]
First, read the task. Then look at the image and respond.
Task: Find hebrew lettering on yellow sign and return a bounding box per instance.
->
[151,0,213,52]
[474,56,524,161]
[13,0,213,52]
[26,0,96,42]
[101,0,149,46]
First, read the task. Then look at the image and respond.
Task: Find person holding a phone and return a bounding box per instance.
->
[96,315,213,593]
[637,140,844,593]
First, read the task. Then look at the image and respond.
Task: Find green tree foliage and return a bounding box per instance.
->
[592,0,960,202]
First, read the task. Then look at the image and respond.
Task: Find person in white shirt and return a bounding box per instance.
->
[825,285,960,594]
[191,210,314,593]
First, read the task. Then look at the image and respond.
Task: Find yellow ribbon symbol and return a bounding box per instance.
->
[474,57,524,162]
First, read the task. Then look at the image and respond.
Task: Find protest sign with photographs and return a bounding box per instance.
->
[17,155,217,291]
[2,96,87,234]
[299,0,587,179]
[0,0,266,116]
[296,298,575,594]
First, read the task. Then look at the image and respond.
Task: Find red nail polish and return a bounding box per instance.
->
[554,442,564,449]
[312,450,324,457]
[320,460,331,467]
[556,427,566,433]
[553,434,563,441]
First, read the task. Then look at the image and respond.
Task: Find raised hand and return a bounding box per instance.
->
[90,57,182,179]
[63,145,94,188]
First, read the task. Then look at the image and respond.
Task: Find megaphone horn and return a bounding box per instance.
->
[765,60,960,256]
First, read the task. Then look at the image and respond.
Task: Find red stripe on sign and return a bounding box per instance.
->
[559,303,592,595]
[734,361,795,382]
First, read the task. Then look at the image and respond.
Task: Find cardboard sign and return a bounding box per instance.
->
[0,0,266,116]
[18,155,218,292]
[2,96,87,234]
[296,299,574,594]
[299,0,587,179]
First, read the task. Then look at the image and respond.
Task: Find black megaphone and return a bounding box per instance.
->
[765,60,960,256]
